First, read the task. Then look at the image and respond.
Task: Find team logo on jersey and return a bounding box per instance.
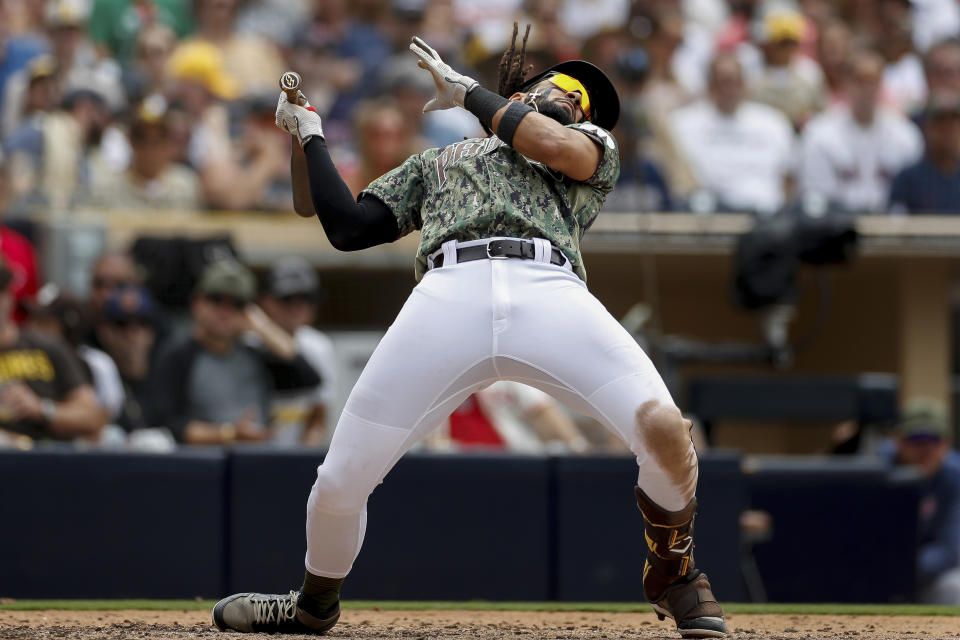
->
[0,350,55,383]
[435,137,503,188]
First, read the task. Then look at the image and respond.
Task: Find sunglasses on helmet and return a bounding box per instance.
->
[546,73,591,120]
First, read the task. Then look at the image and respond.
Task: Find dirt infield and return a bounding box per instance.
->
[1,609,959,640]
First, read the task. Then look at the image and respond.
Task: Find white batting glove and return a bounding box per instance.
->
[275,92,324,147]
[408,36,478,112]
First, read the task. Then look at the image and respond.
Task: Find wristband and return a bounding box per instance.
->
[41,399,56,424]
[496,101,534,147]
[463,86,509,133]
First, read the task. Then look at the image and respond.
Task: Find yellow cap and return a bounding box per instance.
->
[166,41,239,100]
[763,12,805,43]
[45,0,89,27]
[27,54,57,82]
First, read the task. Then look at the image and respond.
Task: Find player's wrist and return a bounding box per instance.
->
[40,398,56,424]
[296,112,324,148]
[275,92,325,147]
[455,76,479,107]
[463,86,510,134]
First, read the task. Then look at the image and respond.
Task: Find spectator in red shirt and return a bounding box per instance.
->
[0,152,39,322]
[424,381,591,454]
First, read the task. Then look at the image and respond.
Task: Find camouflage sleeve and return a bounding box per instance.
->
[567,122,620,194]
[360,154,426,236]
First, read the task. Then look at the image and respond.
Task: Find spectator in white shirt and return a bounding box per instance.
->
[669,52,796,215]
[800,49,923,214]
[910,0,960,55]
[876,0,928,113]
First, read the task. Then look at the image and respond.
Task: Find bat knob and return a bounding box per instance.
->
[280,71,301,93]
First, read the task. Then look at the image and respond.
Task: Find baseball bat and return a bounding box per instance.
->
[280,71,302,103]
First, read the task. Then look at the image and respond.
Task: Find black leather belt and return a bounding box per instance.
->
[432,240,565,268]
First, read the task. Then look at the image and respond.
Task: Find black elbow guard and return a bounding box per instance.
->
[496,101,535,147]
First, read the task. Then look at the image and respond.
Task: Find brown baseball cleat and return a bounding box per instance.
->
[649,570,727,638]
[635,486,727,638]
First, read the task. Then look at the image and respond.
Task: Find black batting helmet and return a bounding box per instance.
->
[521,60,620,131]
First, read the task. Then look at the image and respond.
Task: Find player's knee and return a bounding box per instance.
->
[634,400,697,495]
[307,465,369,515]
[633,400,691,451]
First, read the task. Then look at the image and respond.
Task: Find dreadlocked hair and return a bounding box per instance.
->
[497,22,533,98]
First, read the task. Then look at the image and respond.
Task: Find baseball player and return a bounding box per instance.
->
[212,26,726,638]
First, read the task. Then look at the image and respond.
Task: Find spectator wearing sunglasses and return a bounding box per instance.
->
[95,284,162,433]
[150,259,320,445]
[258,257,337,447]
[87,250,140,315]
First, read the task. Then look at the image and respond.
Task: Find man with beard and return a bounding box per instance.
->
[150,259,320,445]
[212,25,727,639]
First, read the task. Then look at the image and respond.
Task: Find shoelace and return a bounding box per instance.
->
[252,590,299,625]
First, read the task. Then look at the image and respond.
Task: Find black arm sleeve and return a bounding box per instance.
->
[303,138,400,251]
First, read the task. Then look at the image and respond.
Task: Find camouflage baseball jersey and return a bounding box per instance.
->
[360,122,620,282]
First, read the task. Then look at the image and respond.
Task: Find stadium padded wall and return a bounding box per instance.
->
[0,449,228,599]
[0,450,917,603]
[553,453,744,602]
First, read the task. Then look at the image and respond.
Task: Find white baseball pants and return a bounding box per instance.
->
[304,238,698,578]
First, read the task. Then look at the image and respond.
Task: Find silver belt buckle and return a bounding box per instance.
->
[486,240,508,259]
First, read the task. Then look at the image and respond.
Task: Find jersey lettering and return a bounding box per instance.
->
[0,350,55,383]
[435,137,503,188]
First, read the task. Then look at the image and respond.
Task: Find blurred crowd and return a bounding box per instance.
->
[0,242,614,455]
[1,0,960,219]
[0,245,346,450]
[0,156,608,455]
[1,0,959,447]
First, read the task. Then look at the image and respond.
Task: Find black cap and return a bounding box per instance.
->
[265,257,320,300]
[521,59,620,131]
